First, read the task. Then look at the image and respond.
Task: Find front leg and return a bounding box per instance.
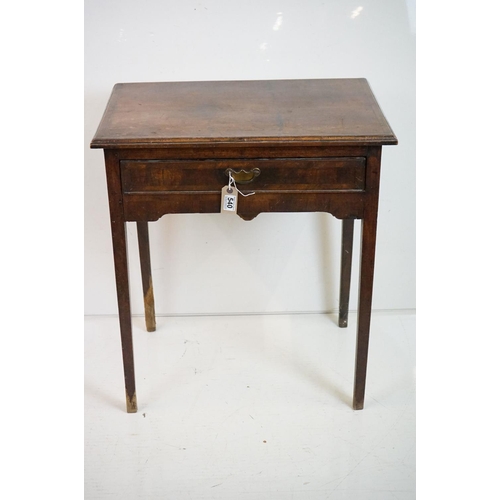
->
[353,147,381,410]
[110,218,138,413]
[105,150,137,413]
[353,213,377,410]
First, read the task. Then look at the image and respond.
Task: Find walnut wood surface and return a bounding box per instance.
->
[121,158,366,193]
[91,79,397,148]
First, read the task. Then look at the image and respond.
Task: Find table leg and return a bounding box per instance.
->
[105,150,137,413]
[339,219,354,327]
[137,221,156,332]
[109,219,137,413]
[353,211,378,410]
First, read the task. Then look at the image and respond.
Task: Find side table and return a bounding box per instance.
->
[90,78,397,412]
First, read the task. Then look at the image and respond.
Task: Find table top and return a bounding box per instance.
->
[91,78,397,149]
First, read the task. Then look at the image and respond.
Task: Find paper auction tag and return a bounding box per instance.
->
[221,185,238,213]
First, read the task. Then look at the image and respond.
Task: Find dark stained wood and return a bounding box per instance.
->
[103,150,137,413]
[137,222,156,332]
[109,145,373,160]
[339,219,355,327]
[353,147,382,410]
[91,79,397,148]
[123,190,365,222]
[93,79,397,412]
[121,158,366,193]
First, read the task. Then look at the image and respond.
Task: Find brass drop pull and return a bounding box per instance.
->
[224,167,261,184]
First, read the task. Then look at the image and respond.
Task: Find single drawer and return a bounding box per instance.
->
[120,157,366,193]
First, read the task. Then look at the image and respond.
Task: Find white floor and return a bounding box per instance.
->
[85,311,415,499]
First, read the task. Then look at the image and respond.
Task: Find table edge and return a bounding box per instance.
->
[90,136,398,149]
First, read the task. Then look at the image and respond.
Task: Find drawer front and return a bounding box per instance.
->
[120,158,366,193]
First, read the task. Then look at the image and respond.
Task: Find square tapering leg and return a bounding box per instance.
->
[353,215,377,410]
[353,148,381,410]
[339,219,354,328]
[105,151,138,413]
[137,221,156,332]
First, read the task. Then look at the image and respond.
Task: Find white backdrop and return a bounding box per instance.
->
[84,0,415,316]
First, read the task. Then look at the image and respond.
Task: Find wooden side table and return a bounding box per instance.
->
[90,79,397,413]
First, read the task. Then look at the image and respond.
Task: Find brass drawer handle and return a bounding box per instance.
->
[224,167,261,184]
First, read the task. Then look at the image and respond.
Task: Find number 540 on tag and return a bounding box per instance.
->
[221,186,238,213]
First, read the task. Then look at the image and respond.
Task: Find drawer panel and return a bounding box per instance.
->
[120,158,366,193]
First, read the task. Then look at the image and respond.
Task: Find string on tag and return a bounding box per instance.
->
[228,172,255,197]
